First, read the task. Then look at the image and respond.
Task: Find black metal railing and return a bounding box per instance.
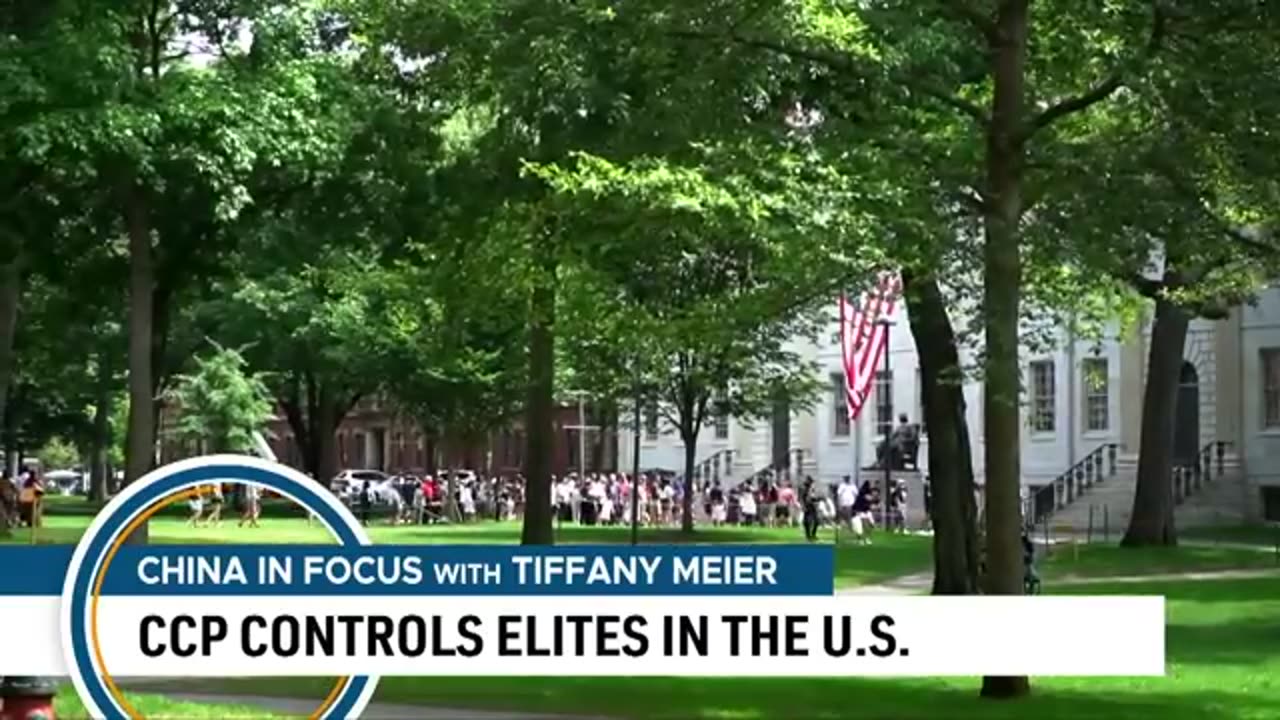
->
[1173,441,1231,505]
[739,451,798,487]
[684,448,735,488]
[1024,443,1119,528]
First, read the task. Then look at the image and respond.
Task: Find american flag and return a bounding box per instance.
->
[839,272,903,421]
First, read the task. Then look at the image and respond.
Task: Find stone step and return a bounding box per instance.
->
[1039,462,1249,531]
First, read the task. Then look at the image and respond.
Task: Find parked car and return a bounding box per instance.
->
[44,469,84,496]
[330,469,391,500]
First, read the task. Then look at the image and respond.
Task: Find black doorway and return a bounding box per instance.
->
[1173,361,1200,466]
[771,395,790,470]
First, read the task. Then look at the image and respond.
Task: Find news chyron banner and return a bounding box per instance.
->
[0,456,1165,719]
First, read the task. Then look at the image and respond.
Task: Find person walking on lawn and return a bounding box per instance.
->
[800,476,820,542]
[238,483,261,528]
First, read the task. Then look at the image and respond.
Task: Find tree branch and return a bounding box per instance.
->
[904,79,990,125]
[1023,2,1167,140]
[670,29,989,126]
[1121,272,1163,299]
[1221,225,1280,257]
[938,0,997,43]
[1157,164,1280,258]
[951,186,988,214]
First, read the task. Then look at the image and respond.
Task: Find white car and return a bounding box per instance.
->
[330,470,391,500]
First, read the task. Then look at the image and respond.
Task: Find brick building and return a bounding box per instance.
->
[161,396,619,478]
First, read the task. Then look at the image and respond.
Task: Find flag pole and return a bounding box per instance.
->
[853,412,861,490]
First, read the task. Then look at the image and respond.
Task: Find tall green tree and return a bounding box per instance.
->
[0,1,122,509]
[539,155,839,532]
[1036,7,1280,545]
[363,0,781,544]
[168,344,275,454]
[639,0,1262,697]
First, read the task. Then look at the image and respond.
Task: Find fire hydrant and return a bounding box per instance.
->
[0,677,56,720]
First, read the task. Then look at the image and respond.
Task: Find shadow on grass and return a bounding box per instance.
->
[1182,525,1280,548]
[148,676,1280,720]
[1164,616,1280,667]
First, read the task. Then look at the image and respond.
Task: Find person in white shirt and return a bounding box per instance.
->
[186,493,204,527]
[239,483,261,528]
[556,477,573,522]
[459,483,476,521]
[738,483,757,526]
[836,476,859,533]
[589,478,607,524]
[658,482,675,526]
[837,477,868,543]
[636,481,650,525]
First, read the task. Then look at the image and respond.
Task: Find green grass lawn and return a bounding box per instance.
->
[1181,524,1280,548]
[1041,542,1280,580]
[33,511,1280,718]
[156,576,1280,720]
[55,686,285,719]
[2,516,937,588]
[11,515,1278,587]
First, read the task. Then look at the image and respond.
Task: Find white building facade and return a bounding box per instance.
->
[620,288,1280,526]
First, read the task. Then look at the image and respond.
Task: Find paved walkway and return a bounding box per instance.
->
[837,571,932,595]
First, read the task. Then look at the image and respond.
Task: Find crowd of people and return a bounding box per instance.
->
[185,482,263,527]
[0,467,46,528]
[0,459,916,546]
[351,473,527,526]
[335,467,919,545]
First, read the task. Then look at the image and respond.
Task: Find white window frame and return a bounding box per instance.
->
[831,372,851,438]
[712,396,730,440]
[1263,348,1280,429]
[1082,356,1110,433]
[1029,360,1056,434]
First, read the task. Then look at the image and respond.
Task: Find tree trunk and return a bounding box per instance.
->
[89,357,113,503]
[521,252,556,546]
[150,283,173,410]
[316,386,340,485]
[444,441,460,522]
[279,396,317,476]
[425,432,438,474]
[980,0,1031,699]
[0,258,20,436]
[903,272,980,595]
[680,429,697,534]
[0,257,21,534]
[1122,297,1189,547]
[123,190,155,544]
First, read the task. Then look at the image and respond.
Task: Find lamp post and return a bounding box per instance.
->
[562,393,594,479]
[878,317,894,529]
[563,390,599,525]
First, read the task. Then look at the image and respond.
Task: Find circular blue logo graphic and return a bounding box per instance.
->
[59,455,378,719]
